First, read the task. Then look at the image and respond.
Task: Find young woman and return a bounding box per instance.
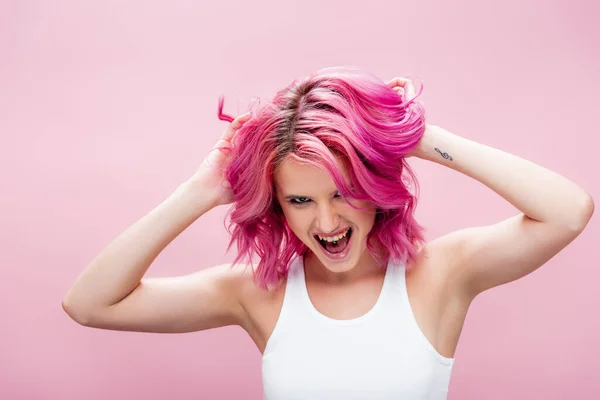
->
[62,67,594,399]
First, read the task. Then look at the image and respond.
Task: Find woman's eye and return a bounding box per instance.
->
[290,197,310,205]
[289,192,341,206]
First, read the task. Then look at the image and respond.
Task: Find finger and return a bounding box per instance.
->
[406,79,417,99]
[220,111,252,142]
[385,77,411,88]
[391,78,417,99]
[406,82,416,98]
[385,78,398,88]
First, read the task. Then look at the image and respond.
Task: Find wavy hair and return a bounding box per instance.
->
[215,66,427,291]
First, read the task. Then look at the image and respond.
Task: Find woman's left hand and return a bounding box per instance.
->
[385,77,424,159]
[385,76,417,100]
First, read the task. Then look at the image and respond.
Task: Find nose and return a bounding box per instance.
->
[315,202,340,234]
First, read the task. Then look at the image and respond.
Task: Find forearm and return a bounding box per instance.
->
[62,180,217,318]
[418,125,594,230]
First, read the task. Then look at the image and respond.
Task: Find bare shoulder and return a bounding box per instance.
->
[237,264,286,304]
[406,234,469,303]
[233,263,287,352]
[415,234,463,278]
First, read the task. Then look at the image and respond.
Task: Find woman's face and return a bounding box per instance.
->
[274,155,378,275]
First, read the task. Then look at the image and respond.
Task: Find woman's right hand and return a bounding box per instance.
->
[187,111,253,207]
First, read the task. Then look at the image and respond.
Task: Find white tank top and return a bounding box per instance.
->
[262,254,454,400]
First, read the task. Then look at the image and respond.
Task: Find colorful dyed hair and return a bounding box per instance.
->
[216,66,427,290]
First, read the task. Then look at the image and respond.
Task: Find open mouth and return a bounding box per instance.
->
[314,227,353,256]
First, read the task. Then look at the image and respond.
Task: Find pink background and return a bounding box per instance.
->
[1,1,598,399]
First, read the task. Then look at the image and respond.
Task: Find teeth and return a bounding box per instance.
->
[317,228,350,242]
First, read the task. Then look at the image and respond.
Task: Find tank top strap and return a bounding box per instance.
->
[282,254,306,302]
[262,255,311,356]
[383,257,456,366]
[381,256,407,302]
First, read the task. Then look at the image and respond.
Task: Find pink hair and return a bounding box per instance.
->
[216,66,427,291]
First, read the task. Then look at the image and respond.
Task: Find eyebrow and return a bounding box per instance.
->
[284,189,339,200]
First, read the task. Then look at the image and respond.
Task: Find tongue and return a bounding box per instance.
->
[324,235,349,254]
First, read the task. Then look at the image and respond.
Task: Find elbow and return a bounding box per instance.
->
[570,194,594,232]
[62,298,92,326]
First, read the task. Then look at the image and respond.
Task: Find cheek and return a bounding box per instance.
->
[352,204,378,229]
[281,208,308,233]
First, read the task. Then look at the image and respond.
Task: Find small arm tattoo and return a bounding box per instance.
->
[435,148,453,161]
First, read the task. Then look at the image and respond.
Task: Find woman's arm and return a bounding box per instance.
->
[415,125,594,298]
[62,180,223,325]
[417,125,593,229]
[62,111,254,331]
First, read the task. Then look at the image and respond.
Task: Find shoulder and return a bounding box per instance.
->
[230,262,286,294]
[424,233,464,271]
[407,234,467,300]
[229,262,287,336]
[229,262,286,308]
